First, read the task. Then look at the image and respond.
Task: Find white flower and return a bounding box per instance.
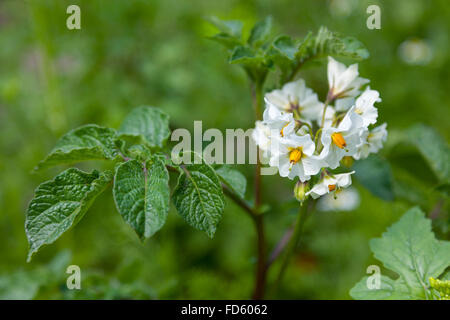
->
[306,171,355,199]
[317,187,360,211]
[265,79,324,122]
[353,87,380,127]
[327,56,369,111]
[252,121,272,153]
[353,123,388,160]
[269,134,323,181]
[252,104,296,156]
[319,106,364,169]
[262,103,296,137]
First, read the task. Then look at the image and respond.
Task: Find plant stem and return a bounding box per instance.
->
[222,184,256,217]
[252,214,266,299]
[266,225,294,269]
[271,200,310,296]
[250,78,267,299]
[320,99,330,130]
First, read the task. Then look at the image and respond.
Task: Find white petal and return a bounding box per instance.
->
[355,88,380,126]
[335,97,354,112]
[301,156,323,176]
[335,171,355,188]
[306,183,329,199]
[335,63,359,94]
[282,79,306,99]
[288,162,309,181]
[265,91,290,111]
[368,123,388,153]
[324,144,344,169]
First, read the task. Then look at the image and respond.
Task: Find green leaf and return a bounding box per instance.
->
[353,155,394,201]
[208,32,242,49]
[296,27,369,63]
[229,46,263,65]
[172,163,225,238]
[275,27,369,84]
[35,125,117,171]
[350,276,411,300]
[341,37,370,60]
[25,169,112,261]
[118,106,171,149]
[215,165,246,198]
[113,157,170,240]
[207,16,243,38]
[405,124,450,184]
[350,207,450,300]
[248,17,272,47]
[271,35,297,60]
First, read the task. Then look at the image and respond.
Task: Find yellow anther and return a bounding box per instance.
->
[328,184,336,192]
[288,147,303,164]
[331,132,347,149]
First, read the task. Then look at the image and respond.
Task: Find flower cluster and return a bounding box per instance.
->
[252,56,387,201]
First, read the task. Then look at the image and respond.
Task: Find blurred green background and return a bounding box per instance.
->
[0,0,448,299]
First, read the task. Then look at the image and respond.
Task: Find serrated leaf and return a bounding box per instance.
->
[35,125,117,171]
[350,207,450,300]
[350,276,411,300]
[113,158,169,240]
[172,163,225,238]
[405,124,450,184]
[25,169,112,261]
[277,27,369,84]
[215,165,246,198]
[118,106,171,149]
[207,16,243,38]
[229,46,263,65]
[208,32,242,49]
[271,35,297,60]
[353,155,394,201]
[295,27,369,63]
[248,16,272,47]
[341,37,370,60]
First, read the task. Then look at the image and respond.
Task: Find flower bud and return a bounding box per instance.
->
[294,181,309,203]
[341,156,354,168]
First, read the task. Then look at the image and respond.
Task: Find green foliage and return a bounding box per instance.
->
[215,165,247,198]
[294,26,369,63]
[386,124,449,212]
[207,16,243,39]
[350,207,450,300]
[209,18,369,86]
[25,169,112,261]
[248,16,272,47]
[118,106,171,149]
[172,162,225,238]
[0,251,71,299]
[274,27,369,83]
[3,2,448,300]
[113,157,170,240]
[25,106,234,260]
[35,125,118,171]
[429,276,450,300]
[404,124,450,184]
[353,155,394,201]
